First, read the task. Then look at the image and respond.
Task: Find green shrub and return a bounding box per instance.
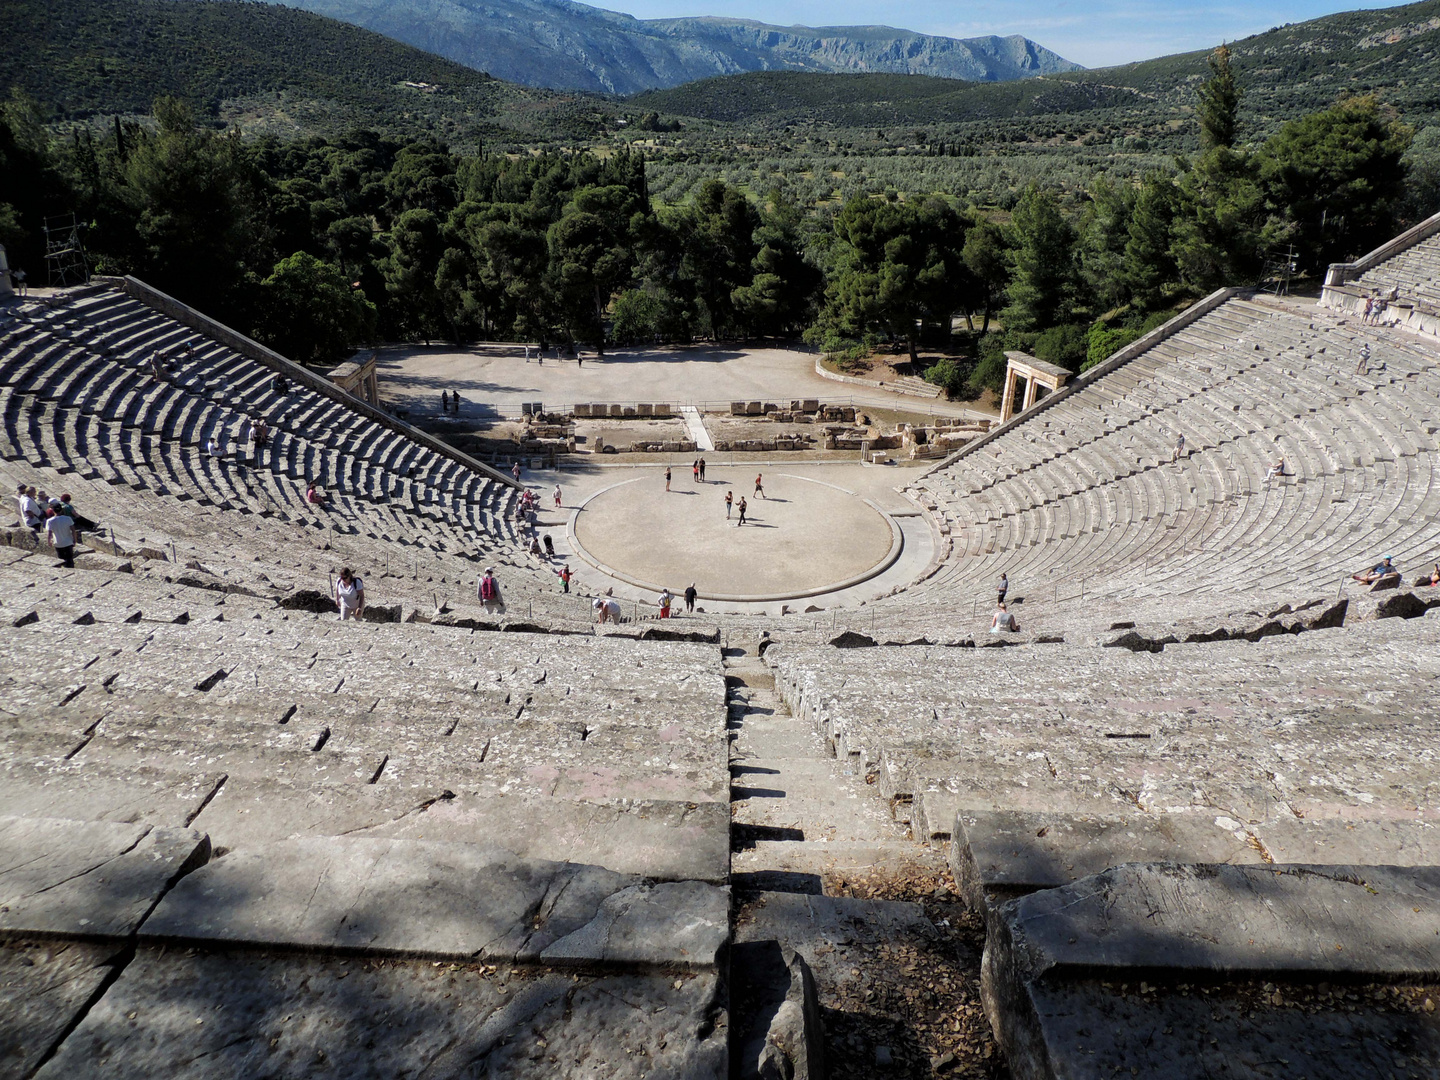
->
[1084,322,1140,371]
[923,357,970,397]
[968,329,1025,393]
[1031,323,1087,369]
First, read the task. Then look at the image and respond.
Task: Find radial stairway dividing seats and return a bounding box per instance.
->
[725,639,987,1078]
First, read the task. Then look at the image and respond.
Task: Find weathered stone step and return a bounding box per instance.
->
[955,810,1440,909]
[984,862,1440,1080]
[733,840,939,896]
[143,836,730,970]
[0,814,210,939]
[953,810,1264,907]
[730,719,829,761]
[34,946,729,1080]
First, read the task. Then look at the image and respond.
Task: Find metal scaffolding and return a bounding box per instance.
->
[43,214,90,289]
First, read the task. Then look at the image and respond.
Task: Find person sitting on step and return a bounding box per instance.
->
[990,601,1020,634]
[1353,557,1399,585]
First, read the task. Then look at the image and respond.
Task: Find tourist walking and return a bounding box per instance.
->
[557,564,572,593]
[665,467,672,492]
[1171,434,1185,462]
[1356,342,1371,375]
[997,572,1008,605]
[698,458,706,482]
[738,496,748,525]
[725,491,733,518]
[441,390,449,412]
[334,568,365,621]
[511,461,522,483]
[479,567,503,613]
[45,502,78,568]
[659,588,673,618]
[754,473,765,498]
[693,460,700,483]
[684,583,697,612]
[554,484,562,508]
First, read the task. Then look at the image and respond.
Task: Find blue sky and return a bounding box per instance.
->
[602,1,1406,68]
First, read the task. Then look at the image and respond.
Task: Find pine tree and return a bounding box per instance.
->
[1197,45,1241,151]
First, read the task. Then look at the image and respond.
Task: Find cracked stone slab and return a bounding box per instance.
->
[0,938,128,1080]
[990,862,1440,983]
[141,837,729,969]
[1014,977,1440,1080]
[734,891,936,994]
[984,863,1440,1080]
[952,810,1265,908]
[184,777,446,853]
[0,815,210,938]
[32,946,727,1080]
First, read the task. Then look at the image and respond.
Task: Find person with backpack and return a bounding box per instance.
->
[479,567,503,613]
[659,588,673,618]
[556,564,572,593]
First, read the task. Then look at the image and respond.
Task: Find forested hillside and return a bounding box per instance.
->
[631,1,1440,216]
[0,0,604,139]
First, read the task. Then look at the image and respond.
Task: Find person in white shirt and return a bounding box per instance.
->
[19,486,42,529]
[593,597,621,624]
[334,567,365,621]
[990,602,1019,634]
[45,504,77,567]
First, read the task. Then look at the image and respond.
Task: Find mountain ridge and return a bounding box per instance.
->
[266,0,1082,93]
[631,0,1440,135]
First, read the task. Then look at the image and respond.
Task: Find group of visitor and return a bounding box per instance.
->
[17,485,95,569]
[1361,285,1400,326]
